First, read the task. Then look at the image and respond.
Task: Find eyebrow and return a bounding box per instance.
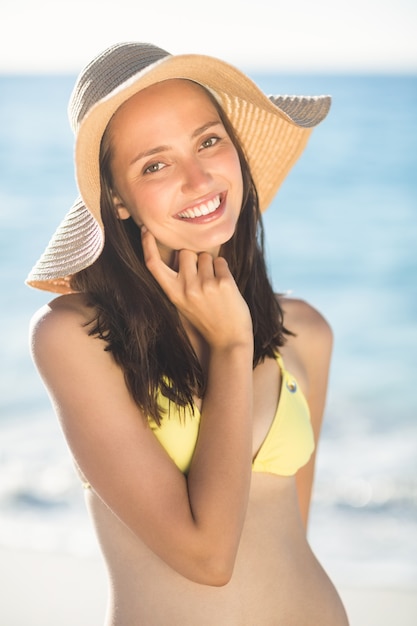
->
[129,120,223,166]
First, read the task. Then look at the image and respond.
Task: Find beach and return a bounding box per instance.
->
[1,546,416,625]
[1,73,416,625]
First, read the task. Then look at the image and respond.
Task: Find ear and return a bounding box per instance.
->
[112,192,131,221]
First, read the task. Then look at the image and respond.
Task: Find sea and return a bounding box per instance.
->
[0,72,416,591]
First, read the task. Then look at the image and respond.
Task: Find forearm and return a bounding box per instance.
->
[186,342,253,576]
[140,233,255,581]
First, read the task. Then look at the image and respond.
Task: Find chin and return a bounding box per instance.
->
[201,223,237,253]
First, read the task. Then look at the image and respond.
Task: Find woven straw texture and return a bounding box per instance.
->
[26,43,331,294]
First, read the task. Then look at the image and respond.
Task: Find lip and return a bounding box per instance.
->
[174,192,226,224]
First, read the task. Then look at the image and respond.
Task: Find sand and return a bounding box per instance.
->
[1,546,416,625]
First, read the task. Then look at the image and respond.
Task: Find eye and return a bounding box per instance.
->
[200,136,220,150]
[143,161,166,174]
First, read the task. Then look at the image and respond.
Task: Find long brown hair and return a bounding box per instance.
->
[71,84,289,424]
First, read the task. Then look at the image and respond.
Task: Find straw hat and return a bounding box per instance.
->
[26,42,331,294]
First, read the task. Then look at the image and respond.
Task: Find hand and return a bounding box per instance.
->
[141,228,253,350]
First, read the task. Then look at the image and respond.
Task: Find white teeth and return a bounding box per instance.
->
[178,195,221,219]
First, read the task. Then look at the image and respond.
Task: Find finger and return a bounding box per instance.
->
[213,256,232,279]
[141,227,177,287]
[177,248,199,279]
[196,252,216,281]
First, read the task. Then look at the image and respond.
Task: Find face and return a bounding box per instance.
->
[106,79,244,264]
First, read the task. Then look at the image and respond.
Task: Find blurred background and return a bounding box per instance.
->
[1,0,416,600]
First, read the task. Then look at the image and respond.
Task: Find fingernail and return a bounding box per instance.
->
[141,225,147,234]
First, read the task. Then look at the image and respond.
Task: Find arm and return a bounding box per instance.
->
[141,230,254,582]
[280,298,333,529]
[30,236,253,586]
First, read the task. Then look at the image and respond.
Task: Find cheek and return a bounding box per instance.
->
[115,179,162,224]
[134,190,171,225]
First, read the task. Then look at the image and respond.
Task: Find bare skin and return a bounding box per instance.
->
[29,80,348,624]
[30,289,348,625]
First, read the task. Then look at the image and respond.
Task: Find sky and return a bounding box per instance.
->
[2,0,417,73]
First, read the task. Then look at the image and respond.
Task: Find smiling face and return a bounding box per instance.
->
[105,79,244,264]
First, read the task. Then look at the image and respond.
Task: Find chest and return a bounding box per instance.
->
[149,354,314,476]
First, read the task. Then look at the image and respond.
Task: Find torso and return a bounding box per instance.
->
[84,315,347,625]
[35,293,349,625]
[86,474,348,625]
[150,352,315,477]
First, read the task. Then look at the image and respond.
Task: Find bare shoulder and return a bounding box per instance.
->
[30,292,92,331]
[29,293,95,367]
[279,296,332,335]
[277,296,333,395]
[279,296,333,357]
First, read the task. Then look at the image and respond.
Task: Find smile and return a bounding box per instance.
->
[176,194,222,220]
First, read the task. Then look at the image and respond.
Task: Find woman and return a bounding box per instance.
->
[27,42,349,625]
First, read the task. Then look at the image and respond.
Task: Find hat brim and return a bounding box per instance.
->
[27,52,331,294]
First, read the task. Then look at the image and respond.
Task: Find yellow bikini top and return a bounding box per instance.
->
[149,353,315,477]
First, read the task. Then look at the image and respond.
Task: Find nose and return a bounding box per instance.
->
[181,155,212,193]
